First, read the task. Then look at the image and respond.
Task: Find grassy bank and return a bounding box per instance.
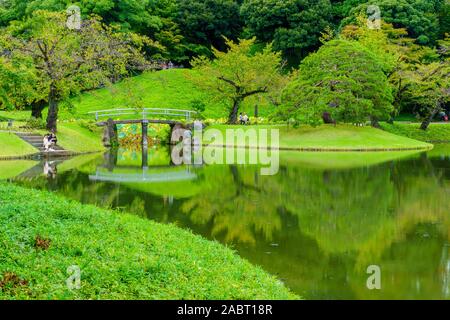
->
[380,123,450,143]
[206,124,433,151]
[37,122,105,153]
[0,122,105,158]
[0,183,297,300]
[0,132,37,158]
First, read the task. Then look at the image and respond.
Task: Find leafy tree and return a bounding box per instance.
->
[340,18,440,121]
[0,57,37,110]
[407,61,450,130]
[174,0,243,60]
[280,39,394,126]
[341,0,443,45]
[341,18,449,129]
[0,10,152,131]
[241,0,334,66]
[331,0,368,21]
[0,0,243,64]
[191,37,284,124]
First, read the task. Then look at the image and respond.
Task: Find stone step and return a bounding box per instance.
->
[15,132,67,154]
[18,137,44,141]
[23,137,45,141]
[39,146,65,150]
[40,151,73,156]
[16,134,43,138]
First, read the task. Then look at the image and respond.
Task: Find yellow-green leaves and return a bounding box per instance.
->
[191,37,284,123]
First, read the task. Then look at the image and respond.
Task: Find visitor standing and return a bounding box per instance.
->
[243,113,249,125]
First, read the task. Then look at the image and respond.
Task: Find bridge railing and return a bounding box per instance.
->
[88,108,198,122]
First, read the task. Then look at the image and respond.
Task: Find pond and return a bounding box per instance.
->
[2,144,450,300]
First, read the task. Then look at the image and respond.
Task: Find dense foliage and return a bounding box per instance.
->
[342,0,448,45]
[279,40,394,126]
[191,38,284,124]
[241,0,334,64]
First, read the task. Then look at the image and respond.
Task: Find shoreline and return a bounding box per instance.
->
[0,141,434,161]
[203,143,434,152]
[0,150,102,161]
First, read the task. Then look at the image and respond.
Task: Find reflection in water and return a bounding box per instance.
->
[43,161,58,179]
[4,146,450,299]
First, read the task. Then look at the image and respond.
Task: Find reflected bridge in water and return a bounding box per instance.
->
[88,166,197,183]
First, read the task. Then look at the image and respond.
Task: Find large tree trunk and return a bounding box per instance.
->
[46,84,59,132]
[228,99,241,124]
[420,101,441,131]
[370,116,381,129]
[31,99,47,119]
[322,112,336,125]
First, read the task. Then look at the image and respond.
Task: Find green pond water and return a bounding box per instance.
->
[2,144,450,300]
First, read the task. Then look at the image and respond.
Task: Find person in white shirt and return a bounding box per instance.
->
[242,113,249,125]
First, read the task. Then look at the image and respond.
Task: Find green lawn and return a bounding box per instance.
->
[380,123,450,143]
[0,111,30,121]
[205,124,433,151]
[56,123,104,153]
[0,132,38,158]
[37,122,105,153]
[0,182,297,300]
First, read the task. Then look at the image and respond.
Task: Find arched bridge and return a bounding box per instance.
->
[88,108,199,148]
[88,108,198,124]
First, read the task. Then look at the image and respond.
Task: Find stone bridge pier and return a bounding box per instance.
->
[100,118,204,168]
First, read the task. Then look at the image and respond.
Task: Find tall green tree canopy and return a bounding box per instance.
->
[280,39,394,126]
[240,0,334,66]
[0,0,243,63]
[174,0,243,59]
[191,37,284,124]
[0,0,185,60]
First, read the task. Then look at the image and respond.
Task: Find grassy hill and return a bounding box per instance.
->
[60,69,271,121]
